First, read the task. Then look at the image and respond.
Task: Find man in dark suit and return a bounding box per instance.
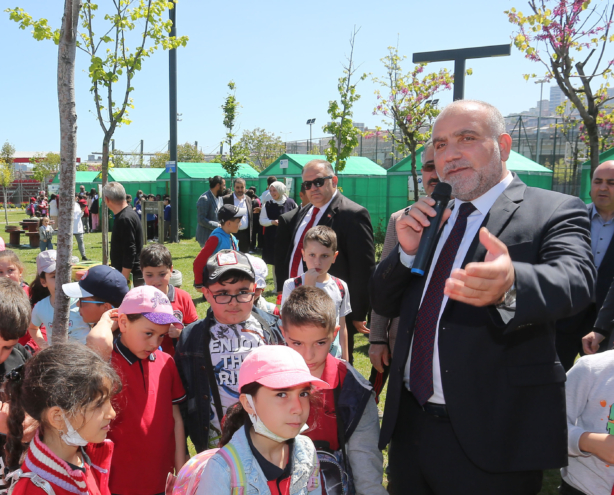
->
[370,100,595,494]
[222,178,258,253]
[569,161,614,359]
[274,159,375,359]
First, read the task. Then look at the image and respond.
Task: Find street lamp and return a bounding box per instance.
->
[535,79,548,164]
[306,118,316,153]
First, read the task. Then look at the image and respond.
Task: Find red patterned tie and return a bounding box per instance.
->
[290,207,320,278]
[409,202,476,405]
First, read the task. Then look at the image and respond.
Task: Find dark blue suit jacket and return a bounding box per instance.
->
[369,176,595,472]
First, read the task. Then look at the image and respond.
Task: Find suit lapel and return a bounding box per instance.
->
[317,192,342,227]
[290,204,311,240]
[462,175,525,266]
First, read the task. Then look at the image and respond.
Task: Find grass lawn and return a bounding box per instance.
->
[0,209,561,494]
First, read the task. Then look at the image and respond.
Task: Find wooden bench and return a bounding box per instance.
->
[20,221,39,233]
[25,232,40,249]
[6,229,25,247]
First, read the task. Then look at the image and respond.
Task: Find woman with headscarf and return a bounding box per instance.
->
[259,181,297,266]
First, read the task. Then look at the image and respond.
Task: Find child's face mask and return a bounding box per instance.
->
[60,415,89,447]
[245,394,308,443]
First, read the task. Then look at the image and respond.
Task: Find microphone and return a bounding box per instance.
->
[411,182,452,276]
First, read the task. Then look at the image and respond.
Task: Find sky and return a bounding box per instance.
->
[0,0,602,160]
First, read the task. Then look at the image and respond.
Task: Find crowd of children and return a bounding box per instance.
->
[0,199,612,495]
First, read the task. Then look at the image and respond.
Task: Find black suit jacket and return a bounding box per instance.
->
[595,279,614,334]
[370,176,595,472]
[556,203,614,339]
[275,192,375,321]
[223,193,253,243]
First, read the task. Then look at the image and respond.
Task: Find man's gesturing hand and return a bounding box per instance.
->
[396,197,452,256]
[444,228,515,307]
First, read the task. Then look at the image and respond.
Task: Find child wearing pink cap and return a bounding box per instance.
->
[195,345,326,495]
[108,285,187,495]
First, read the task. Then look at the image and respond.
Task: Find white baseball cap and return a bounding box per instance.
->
[36,250,57,275]
[246,254,268,289]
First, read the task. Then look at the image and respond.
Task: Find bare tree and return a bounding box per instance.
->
[52,0,82,342]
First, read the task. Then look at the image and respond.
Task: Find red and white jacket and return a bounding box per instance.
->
[9,431,113,495]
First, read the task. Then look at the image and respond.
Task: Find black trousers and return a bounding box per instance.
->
[235,228,250,253]
[387,388,543,495]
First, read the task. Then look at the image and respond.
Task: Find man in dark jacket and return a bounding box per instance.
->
[103,181,144,286]
[371,100,595,494]
[560,160,614,365]
[274,160,375,361]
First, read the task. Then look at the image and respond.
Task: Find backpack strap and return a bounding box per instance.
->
[250,309,278,345]
[8,472,56,495]
[333,374,350,476]
[330,276,345,300]
[218,444,246,494]
[201,311,225,428]
[293,276,303,288]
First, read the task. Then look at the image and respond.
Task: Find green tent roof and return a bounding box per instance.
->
[93,168,164,182]
[506,151,553,174]
[388,149,552,174]
[259,154,386,176]
[387,146,426,173]
[52,171,99,183]
[581,147,614,168]
[156,162,259,180]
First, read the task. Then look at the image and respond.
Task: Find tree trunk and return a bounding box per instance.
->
[52,0,81,343]
[409,141,419,204]
[101,135,111,265]
[3,188,7,226]
[588,124,601,177]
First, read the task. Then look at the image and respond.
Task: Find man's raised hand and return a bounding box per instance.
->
[395,197,452,256]
[444,228,515,307]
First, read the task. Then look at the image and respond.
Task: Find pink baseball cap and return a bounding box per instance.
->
[238,346,330,391]
[118,285,184,328]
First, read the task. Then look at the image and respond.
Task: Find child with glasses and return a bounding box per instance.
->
[175,249,284,453]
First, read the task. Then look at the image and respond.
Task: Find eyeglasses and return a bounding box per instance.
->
[210,292,255,304]
[303,176,333,191]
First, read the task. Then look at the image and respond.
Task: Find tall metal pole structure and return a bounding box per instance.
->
[413,44,511,101]
[535,79,548,164]
[169,2,179,242]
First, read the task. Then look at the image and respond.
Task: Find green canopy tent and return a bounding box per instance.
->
[579,147,614,203]
[51,171,99,195]
[156,162,259,239]
[258,154,387,227]
[386,149,553,219]
[93,168,167,200]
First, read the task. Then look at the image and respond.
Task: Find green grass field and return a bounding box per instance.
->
[0,209,561,494]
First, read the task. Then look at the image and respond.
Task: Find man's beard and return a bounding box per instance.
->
[442,148,503,201]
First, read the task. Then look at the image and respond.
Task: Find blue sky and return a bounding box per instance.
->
[0,0,595,160]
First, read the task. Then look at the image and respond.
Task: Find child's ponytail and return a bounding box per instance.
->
[29,273,50,307]
[218,382,261,447]
[4,365,26,469]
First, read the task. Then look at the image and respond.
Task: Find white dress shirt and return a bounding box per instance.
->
[288,190,337,277]
[401,172,514,404]
[233,193,249,230]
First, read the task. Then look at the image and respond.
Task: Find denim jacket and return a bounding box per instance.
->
[196,425,322,495]
[174,307,284,453]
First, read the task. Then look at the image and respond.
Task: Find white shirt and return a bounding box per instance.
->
[233,194,249,230]
[260,189,272,205]
[49,199,58,217]
[216,195,223,211]
[401,172,514,404]
[72,202,83,234]
[288,190,338,277]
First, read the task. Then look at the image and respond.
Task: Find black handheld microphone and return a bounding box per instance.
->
[411,182,452,276]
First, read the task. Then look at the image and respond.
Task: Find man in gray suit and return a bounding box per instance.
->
[196,176,226,247]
